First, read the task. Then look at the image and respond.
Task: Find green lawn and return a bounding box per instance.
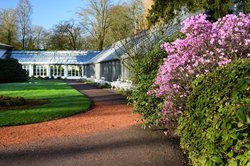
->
[0,80,91,126]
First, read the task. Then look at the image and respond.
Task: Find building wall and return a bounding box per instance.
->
[100,60,121,82]
[121,58,132,82]
[84,64,95,78]
[94,63,101,80]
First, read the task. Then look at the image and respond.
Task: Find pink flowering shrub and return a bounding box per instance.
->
[152,13,250,129]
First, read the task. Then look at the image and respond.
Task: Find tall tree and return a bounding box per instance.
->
[0,9,18,46]
[79,0,112,50]
[105,1,145,44]
[30,25,48,50]
[48,20,82,50]
[129,0,146,33]
[105,5,134,45]
[16,0,32,50]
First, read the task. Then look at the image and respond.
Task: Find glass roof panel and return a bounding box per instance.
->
[10,51,101,64]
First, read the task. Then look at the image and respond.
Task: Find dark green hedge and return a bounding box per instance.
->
[178,59,250,166]
[0,58,28,83]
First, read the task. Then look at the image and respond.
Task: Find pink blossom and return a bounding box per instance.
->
[151,13,250,126]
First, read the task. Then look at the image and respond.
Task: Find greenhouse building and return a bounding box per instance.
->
[0,18,185,84]
[0,42,131,82]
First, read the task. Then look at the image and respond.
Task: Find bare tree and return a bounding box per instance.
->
[30,25,48,50]
[79,0,112,50]
[48,20,82,50]
[0,9,17,45]
[57,20,82,50]
[129,0,146,33]
[16,0,32,50]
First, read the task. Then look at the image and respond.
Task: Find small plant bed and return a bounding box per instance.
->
[0,80,91,126]
[0,96,26,107]
[0,97,49,111]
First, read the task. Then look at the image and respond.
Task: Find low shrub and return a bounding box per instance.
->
[0,96,26,107]
[116,89,132,97]
[178,59,250,166]
[30,76,37,79]
[0,58,28,83]
[37,76,44,79]
[96,83,111,89]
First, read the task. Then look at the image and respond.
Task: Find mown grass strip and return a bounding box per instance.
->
[0,80,91,126]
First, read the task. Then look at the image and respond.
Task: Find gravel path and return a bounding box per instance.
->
[0,80,188,166]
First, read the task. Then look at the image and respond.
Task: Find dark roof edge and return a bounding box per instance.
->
[0,43,13,50]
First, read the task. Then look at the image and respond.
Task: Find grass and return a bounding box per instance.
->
[0,80,91,126]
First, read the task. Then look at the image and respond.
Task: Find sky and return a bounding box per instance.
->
[0,0,127,30]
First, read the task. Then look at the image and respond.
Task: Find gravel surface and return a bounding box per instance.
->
[0,80,188,166]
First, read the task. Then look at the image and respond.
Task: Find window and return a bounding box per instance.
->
[68,65,81,77]
[50,65,65,77]
[33,65,47,77]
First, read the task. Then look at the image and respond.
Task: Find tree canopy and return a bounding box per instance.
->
[147,0,249,26]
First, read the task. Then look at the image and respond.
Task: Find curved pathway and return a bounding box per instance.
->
[0,80,187,166]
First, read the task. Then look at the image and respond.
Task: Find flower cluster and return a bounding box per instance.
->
[151,13,250,126]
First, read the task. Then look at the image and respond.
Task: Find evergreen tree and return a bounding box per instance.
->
[147,0,249,26]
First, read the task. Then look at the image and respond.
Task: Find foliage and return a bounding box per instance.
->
[81,79,111,89]
[0,96,25,107]
[0,80,91,126]
[79,0,145,50]
[105,5,134,45]
[147,0,240,26]
[147,0,189,25]
[151,13,250,130]
[16,0,32,50]
[96,83,111,89]
[178,59,250,166]
[0,58,28,83]
[29,25,48,50]
[79,0,112,50]
[128,32,184,128]
[0,9,18,46]
[48,20,82,50]
[128,44,164,127]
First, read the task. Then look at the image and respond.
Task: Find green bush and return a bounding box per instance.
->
[0,58,28,83]
[177,59,250,166]
[128,32,185,128]
[128,44,165,127]
[0,96,26,107]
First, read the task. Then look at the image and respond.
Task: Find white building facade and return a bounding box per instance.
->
[1,48,131,82]
[9,51,101,79]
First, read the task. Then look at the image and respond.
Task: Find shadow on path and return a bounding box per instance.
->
[0,125,188,166]
[0,80,188,166]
